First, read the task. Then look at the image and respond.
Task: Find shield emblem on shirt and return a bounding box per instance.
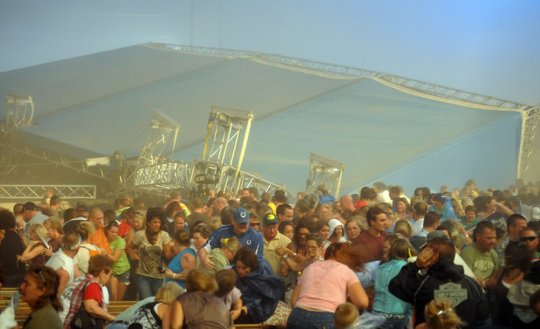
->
[434,282,468,307]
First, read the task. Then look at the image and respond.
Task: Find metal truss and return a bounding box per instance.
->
[157,43,540,184]
[0,124,16,180]
[235,170,288,197]
[202,106,253,167]
[133,109,185,190]
[134,161,192,191]
[1,93,36,180]
[519,107,540,178]
[0,184,96,199]
[16,143,108,180]
[193,107,254,194]
[5,93,35,128]
[155,43,529,110]
[306,153,345,198]
[137,110,181,167]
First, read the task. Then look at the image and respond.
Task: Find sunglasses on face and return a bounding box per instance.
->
[520,236,538,242]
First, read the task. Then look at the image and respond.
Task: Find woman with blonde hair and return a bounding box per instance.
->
[205,236,242,274]
[77,220,101,274]
[125,281,183,329]
[19,223,51,266]
[416,298,464,329]
[394,219,413,239]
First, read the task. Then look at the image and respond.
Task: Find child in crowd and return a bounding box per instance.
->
[215,269,243,322]
[334,302,361,329]
[416,299,463,329]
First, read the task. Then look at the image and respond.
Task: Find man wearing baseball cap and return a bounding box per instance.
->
[198,207,263,269]
[22,201,48,239]
[261,213,291,274]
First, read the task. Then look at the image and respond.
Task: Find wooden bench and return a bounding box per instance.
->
[0,288,18,300]
[0,298,138,327]
[0,289,263,328]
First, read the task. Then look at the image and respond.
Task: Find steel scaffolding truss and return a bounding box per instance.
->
[134,161,192,191]
[235,170,288,197]
[137,110,181,167]
[306,153,345,198]
[520,107,540,178]
[16,143,108,180]
[134,109,185,189]
[158,43,540,183]
[1,93,36,180]
[0,184,96,199]
[157,43,528,110]
[191,106,254,195]
[202,106,253,167]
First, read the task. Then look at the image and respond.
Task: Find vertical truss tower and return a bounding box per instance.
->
[193,106,253,194]
[0,93,35,181]
[306,153,345,198]
[133,109,190,191]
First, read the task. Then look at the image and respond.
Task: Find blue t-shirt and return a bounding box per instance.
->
[166,247,197,288]
[203,225,263,258]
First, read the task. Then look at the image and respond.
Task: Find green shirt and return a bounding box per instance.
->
[24,303,62,329]
[110,236,130,275]
[461,244,499,280]
[208,248,230,275]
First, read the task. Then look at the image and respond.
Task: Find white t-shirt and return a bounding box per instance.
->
[77,242,101,274]
[45,249,77,322]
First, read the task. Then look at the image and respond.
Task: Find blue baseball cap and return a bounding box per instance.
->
[233,207,250,224]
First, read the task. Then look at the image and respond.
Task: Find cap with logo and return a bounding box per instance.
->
[22,202,38,211]
[263,213,278,226]
[233,207,250,224]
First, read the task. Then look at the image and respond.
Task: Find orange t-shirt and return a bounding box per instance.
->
[89,228,112,254]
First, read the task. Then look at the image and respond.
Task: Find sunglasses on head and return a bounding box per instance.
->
[520,236,537,242]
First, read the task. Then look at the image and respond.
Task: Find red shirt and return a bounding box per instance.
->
[352,230,386,262]
[84,282,103,305]
[119,221,132,238]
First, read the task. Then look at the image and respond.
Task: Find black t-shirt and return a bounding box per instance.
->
[0,230,26,281]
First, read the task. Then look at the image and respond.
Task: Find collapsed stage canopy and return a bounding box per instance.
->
[1,43,538,195]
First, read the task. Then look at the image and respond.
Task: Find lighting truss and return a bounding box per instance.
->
[306,153,345,198]
[1,93,36,180]
[234,170,289,197]
[134,109,186,188]
[0,184,96,199]
[194,106,254,194]
[137,109,181,167]
[519,107,540,178]
[16,143,108,180]
[134,161,192,191]
[157,43,540,182]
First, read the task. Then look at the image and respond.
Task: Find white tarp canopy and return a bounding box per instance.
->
[0,43,535,194]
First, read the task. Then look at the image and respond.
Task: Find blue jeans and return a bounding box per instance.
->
[287,307,335,329]
[379,317,408,329]
[136,274,162,299]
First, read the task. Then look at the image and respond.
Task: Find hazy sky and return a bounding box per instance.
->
[1,0,540,105]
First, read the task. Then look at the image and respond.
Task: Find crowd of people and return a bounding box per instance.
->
[0,179,540,329]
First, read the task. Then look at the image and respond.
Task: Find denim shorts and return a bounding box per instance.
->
[286,307,335,329]
[114,270,130,284]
